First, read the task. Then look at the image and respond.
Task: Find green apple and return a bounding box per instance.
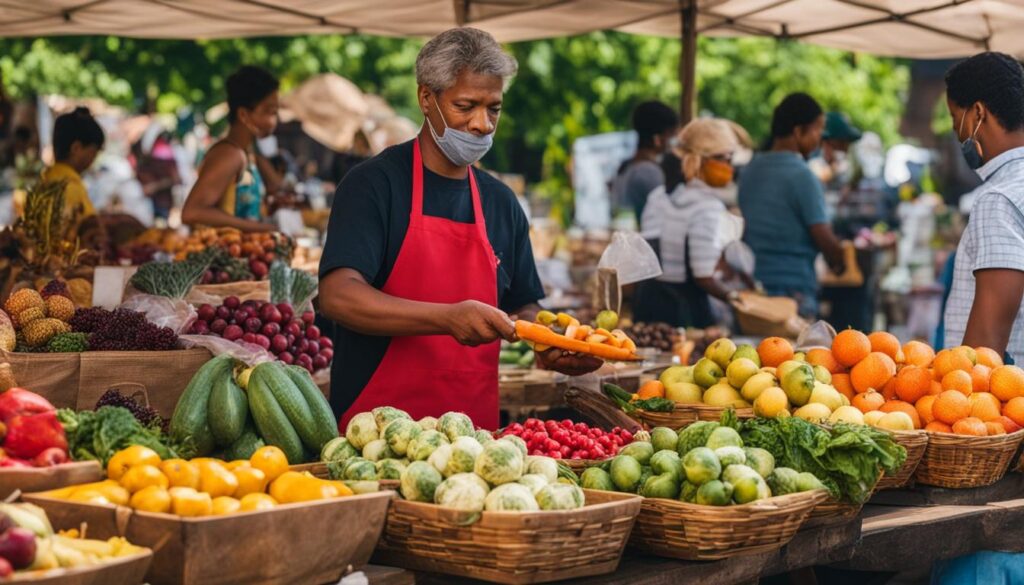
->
[693,358,724,389]
[705,338,737,369]
[660,365,695,387]
[732,344,761,368]
[665,382,704,404]
[776,360,805,383]
[782,363,816,407]
[726,358,759,390]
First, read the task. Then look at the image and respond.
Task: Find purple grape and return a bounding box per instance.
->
[278,351,295,365]
[197,304,216,322]
[305,340,320,356]
[254,334,271,350]
[223,296,240,310]
[216,306,231,321]
[190,320,210,335]
[305,325,321,341]
[244,317,263,333]
[313,355,329,370]
[301,311,315,325]
[242,332,257,344]
[261,322,280,337]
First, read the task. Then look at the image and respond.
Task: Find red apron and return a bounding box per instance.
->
[339,139,500,430]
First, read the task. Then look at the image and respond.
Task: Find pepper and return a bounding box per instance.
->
[2,411,67,460]
[0,388,55,423]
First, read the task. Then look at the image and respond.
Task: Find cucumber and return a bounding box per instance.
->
[169,355,233,457]
[284,365,339,451]
[517,350,535,368]
[499,350,522,364]
[207,371,248,447]
[222,421,265,461]
[251,362,321,452]
[247,366,306,463]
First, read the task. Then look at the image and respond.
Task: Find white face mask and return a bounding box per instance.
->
[425,99,494,167]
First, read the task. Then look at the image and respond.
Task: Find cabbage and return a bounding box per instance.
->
[384,418,422,456]
[474,429,495,444]
[407,429,449,462]
[320,437,358,464]
[517,473,550,495]
[343,459,377,481]
[536,483,585,510]
[484,483,539,511]
[438,412,474,442]
[400,461,442,502]
[418,416,439,431]
[361,439,394,462]
[499,434,528,458]
[373,406,412,433]
[475,440,525,486]
[434,473,490,512]
[376,458,406,480]
[345,412,379,451]
[524,456,559,483]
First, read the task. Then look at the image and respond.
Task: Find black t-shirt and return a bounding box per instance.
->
[318,140,544,416]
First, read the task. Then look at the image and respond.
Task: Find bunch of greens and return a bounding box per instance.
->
[269,261,318,312]
[57,406,179,465]
[130,257,210,298]
[720,411,906,504]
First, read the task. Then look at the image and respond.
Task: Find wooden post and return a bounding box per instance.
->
[680,0,698,123]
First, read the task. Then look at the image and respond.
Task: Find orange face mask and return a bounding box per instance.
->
[702,158,734,187]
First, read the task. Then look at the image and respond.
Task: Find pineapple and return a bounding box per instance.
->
[4,288,45,318]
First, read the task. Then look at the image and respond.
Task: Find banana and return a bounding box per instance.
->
[0,503,53,537]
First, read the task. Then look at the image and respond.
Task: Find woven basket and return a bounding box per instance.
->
[373,489,642,584]
[875,430,929,490]
[802,497,864,529]
[557,458,607,473]
[628,489,827,561]
[914,430,1024,488]
[632,404,754,430]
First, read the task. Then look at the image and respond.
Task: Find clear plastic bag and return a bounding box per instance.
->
[179,334,276,366]
[796,320,838,352]
[597,231,662,286]
[119,292,197,335]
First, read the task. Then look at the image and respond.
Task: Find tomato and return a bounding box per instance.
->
[522,430,534,442]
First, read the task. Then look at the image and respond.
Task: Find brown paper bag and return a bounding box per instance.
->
[0,351,81,409]
[77,348,213,417]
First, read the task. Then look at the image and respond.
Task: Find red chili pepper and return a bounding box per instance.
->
[2,411,67,460]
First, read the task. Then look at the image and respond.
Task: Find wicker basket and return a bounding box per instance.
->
[373,489,642,584]
[875,430,929,490]
[557,458,607,473]
[628,489,827,561]
[632,404,754,430]
[914,430,1024,488]
[802,497,864,529]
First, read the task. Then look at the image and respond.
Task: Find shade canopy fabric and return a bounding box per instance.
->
[4,1,1024,58]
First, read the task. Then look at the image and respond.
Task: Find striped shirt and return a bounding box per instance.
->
[944,147,1024,362]
[644,180,729,283]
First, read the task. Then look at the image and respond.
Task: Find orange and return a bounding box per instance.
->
[997,415,1023,434]
[868,332,902,362]
[968,392,1002,421]
[881,377,898,401]
[834,380,855,401]
[832,329,871,368]
[852,390,885,414]
[807,348,844,374]
[975,347,1004,369]
[880,400,921,429]
[902,341,936,368]
[851,352,897,393]
[941,370,973,397]
[250,446,290,481]
[990,365,1024,402]
[916,394,937,425]
[925,421,953,433]
[894,366,932,404]
[986,421,1007,436]
[833,374,855,397]
[160,459,201,490]
[1002,396,1024,427]
[952,417,988,436]
[637,380,665,399]
[934,348,974,378]
[971,365,992,393]
[929,380,943,396]
[933,390,971,425]
[758,337,794,368]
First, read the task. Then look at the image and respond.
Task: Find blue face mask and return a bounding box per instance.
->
[426,99,494,167]
[958,110,984,170]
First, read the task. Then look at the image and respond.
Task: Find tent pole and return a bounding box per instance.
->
[680,0,698,123]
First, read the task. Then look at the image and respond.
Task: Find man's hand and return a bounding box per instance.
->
[444,300,516,346]
[535,348,603,377]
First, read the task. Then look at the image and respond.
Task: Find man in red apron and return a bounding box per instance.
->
[318,28,599,431]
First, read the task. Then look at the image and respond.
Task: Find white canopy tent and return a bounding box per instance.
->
[5,1,1024,119]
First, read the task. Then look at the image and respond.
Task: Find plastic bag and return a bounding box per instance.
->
[179,334,276,367]
[119,292,196,335]
[796,320,838,352]
[597,231,662,286]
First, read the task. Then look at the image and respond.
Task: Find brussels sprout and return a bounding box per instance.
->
[344,459,378,481]
[434,473,490,511]
[714,446,746,467]
[444,436,484,477]
[376,458,407,480]
[384,418,422,456]
[649,450,682,482]
[484,483,539,511]
[650,427,679,453]
[640,472,681,499]
[580,467,616,492]
[373,406,412,433]
[418,416,439,431]
[676,421,720,456]
[345,412,379,451]
[427,443,453,476]
[619,441,655,465]
[400,461,442,502]
[536,483,585,510]
[361,439,394,462]
[705,427,743,450]
[407,429,449,462]
[682,447,722,485]
[743,448,776,479]
[609,455,642,492]
[474,440,525,485]
[499,434,528,458]
[438,412,475,442]
[474,429,495,444]
[524,456,559,483]
[696,479,733,506]
[679,480,699,503]
[517,473,550,495]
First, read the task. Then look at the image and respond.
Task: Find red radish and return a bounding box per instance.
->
[197,304,216,322]
[305,325,321,341]
[302,311,315,325]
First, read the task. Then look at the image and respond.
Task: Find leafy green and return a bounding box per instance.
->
[676,421,720,456]
[631,397,675,412]
[269,261,318,312]
[130,258,210,298]
[58,406,178,465]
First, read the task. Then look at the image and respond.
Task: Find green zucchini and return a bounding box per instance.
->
[207,370,248,446]
[251,362,322,452]
[222,421,265,461]
[169,355,233,457]
[247,365,306,463]
[284,364,339,451]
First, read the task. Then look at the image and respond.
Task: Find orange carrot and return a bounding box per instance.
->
[514,321,640,361]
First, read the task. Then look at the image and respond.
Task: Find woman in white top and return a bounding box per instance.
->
[634,118,751,327]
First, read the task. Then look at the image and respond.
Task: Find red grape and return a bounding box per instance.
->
[301,311,315,325]
[223,325,244,341]
[261,322,281,337]
[279,351,295,365]
[271,334,289,353]
[254,334,271,350]
[242,332,257,344]
[197,304,216,322]
[210,319,228,334]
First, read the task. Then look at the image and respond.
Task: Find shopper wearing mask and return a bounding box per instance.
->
[635,118,752,327]
[943,52,1024,363]
[318,28,600,428]
[611,101,680,221]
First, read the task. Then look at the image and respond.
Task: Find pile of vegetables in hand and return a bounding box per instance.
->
[186,297,332,373]
[498,340,535,369]
[514,310,640,362]
[57,406,177,466]
[325,408,583,513]
[581,423,826,505]
[169,356,338,464]
[497,417,634,460]
[42,444,351,516]
[0,387,69,468]
[1,281,78,352]
[0,502,146,576]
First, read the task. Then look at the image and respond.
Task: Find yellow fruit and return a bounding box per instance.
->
[693,358,724,389]
[705,338,737,369]
[782,364,816,407]
[198,461,239,498]
[161,459,201,489]
[808,383,844,412]
[726,358,759,389]
[270,473,339,504]
[664,382,703,404]
[44,295,75,322]
[250,446,289,482]
[659,365,695,386]
[794,403,832,423]
[741,372,778,402]
[130,486,172,513]
[4,288,44,318]
[22,318,69,347]
[17,307,44,328]
[232,466,268,498]
[829,406,866,425]
[91,482,131,506]
[108,446,162,480]
[211,496,242,515]
[225,460,252,471]
[864,410,886,426]
[238,493,278,512]
[777,360,805,383]
[876,411,915,431]
[702,382,746,408]
[812,365,833,385]
[68,490,111,505]
[753,387,789,418]
[171,489,213,517]
[120,465,169,493]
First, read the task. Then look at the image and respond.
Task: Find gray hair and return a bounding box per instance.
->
[416,27,518,93]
